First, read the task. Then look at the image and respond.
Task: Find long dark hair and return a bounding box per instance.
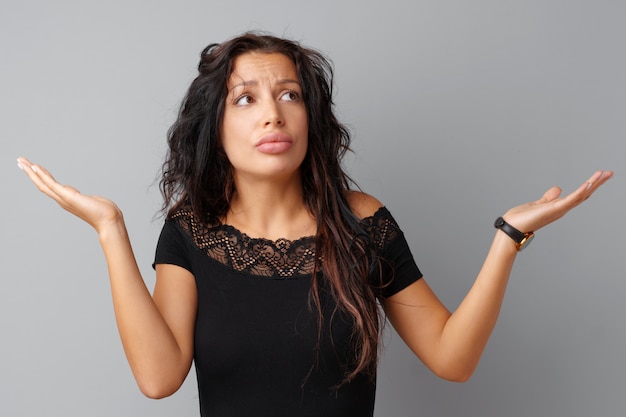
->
[160,32,382,383]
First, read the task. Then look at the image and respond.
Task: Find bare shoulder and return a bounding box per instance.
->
[345,190,384,220]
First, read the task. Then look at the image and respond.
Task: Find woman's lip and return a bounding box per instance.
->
[256,133,293,154]
[257,141,293,154]
[256,132,293,146]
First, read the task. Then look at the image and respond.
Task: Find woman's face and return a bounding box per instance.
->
[221,52,308,184]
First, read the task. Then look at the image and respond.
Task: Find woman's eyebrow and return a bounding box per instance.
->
[229,79,301,91]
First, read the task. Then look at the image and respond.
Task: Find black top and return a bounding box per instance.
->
[154,206,422,417]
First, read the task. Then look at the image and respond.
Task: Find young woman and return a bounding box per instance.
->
[17,33,613,416]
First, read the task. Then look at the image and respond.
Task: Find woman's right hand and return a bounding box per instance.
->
[19,156,196,396]
[17,157,123,234]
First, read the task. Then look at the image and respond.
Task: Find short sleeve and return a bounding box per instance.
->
[152,218,193,273]
[363,207,423,298]
[378,228,422,297]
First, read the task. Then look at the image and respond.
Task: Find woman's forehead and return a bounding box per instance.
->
[227,52,298,89]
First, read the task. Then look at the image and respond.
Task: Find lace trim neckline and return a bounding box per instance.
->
[170,206,393,278]
[202,205,387,246]
[209,222,316,248]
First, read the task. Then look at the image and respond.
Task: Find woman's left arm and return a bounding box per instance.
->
[384,170,613,382]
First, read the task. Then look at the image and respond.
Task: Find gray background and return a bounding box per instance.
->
[2,0,624,416]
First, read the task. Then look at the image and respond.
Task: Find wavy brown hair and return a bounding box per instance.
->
[160,32,383,384]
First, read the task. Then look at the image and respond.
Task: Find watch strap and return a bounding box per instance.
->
[493,217,525,243]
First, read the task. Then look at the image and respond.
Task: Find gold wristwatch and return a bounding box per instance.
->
[494,217,535,251]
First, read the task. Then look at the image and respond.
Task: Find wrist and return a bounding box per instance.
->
[494,216,534,251]
[493,228,523,255]
[97,214,128,243]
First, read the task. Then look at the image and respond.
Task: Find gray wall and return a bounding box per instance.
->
[2,1,624,416]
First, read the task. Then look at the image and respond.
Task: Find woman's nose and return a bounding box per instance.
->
[263,101,284,127]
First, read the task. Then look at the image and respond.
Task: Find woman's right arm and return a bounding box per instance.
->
[17,157,196,399]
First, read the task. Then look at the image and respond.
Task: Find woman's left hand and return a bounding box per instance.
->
[502,170,614,234]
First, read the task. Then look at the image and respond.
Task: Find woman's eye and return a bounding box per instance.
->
[280,90,300,102]
[235,95,253,106]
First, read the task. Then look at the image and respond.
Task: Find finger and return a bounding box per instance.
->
[538,186,562,203]
[580,170,612,196]
[593,171,614,191]
[18,158,79,205]
[31,163,67,194]
[16,157,28,171]
[17,157,58,197]
[583,170,605,189]
[585,170,614,200]
[562,170,613,206]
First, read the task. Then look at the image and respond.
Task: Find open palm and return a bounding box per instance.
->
[501,170,613,234]
[17,157,122,234]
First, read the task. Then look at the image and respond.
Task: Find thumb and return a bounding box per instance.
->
[539,186,562,203]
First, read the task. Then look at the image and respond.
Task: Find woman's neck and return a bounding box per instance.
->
[224,174,316,241]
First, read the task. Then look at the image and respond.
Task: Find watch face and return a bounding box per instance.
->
[518,233,535,251]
